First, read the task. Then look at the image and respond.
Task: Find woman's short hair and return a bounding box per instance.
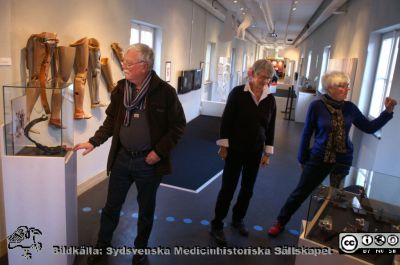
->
[252,59,274,78]
[321,71,350,92]
[126,43,154,69]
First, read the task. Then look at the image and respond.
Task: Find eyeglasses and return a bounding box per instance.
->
[332,83,350,89]
[256,74,271,82]
[122,60,145,69]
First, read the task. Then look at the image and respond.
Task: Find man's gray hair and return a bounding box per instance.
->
[321,71,350,92]
[252,59,274,78]
[126,43,154,69]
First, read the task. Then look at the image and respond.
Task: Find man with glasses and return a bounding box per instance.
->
[74,43,186,264]
[210,59,277,246]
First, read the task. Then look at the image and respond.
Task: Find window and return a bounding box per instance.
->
[369,31,400,118]
[130,23,154,48]
[305,51,312,79]
[318,46,331,92]
[204,42,215,81]
[242,52,247,73]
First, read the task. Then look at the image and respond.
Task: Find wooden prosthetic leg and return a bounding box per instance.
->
[70,37,92,119]
[49,46,76,128]
[100,57,116,93]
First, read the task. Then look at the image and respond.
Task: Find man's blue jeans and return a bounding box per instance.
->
[97,148,161,249]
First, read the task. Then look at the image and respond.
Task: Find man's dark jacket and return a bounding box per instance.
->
[89,71,186,176]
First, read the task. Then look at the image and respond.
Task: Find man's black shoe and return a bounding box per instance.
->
[231,221,249,237]
[209,228,227,246]
[132,254,147,265]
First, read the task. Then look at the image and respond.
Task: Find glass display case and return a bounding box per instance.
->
[2,83,74,156]
[303,165,400,265]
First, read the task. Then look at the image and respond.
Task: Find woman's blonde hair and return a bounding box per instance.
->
[321,71,350,92]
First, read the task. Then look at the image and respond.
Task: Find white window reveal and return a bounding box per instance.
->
[369,31,400,118]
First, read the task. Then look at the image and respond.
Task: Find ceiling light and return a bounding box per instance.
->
[292,7,297,11]
[233,0,238,3]
[294,0,298,3]
[240,7,244,10]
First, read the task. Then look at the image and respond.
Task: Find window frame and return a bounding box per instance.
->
[130,23,155,48]
[368,31,400,119]
[318,45,331,92]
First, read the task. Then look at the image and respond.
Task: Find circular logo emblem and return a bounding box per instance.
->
[374,234,386,246]
[387,235,399,246]
[362,235,373,246]
[341,235,358,252]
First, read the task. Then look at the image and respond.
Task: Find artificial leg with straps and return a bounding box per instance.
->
[70,37,92,119]
[88,38,106,108]
[49,46,76,128]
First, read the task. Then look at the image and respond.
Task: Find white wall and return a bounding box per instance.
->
[0,0,259,246]
[296,0,400,183]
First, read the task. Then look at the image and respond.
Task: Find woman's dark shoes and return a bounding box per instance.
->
[268,222,285,237]
[209,228,227,246]
[132,254,147,264]
[231,221,249,237]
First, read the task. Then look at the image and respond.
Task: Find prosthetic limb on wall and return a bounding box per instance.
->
[111,42,124,70]
[49,46,76,128]
[70,37,92,119]
[88,38,106,108]
[100,57,116,93]
[25,32,58,122]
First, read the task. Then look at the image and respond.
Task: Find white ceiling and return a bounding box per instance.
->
[216,0,347,47]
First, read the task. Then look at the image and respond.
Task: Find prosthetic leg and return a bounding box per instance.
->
[88,38,106,108]
[111,42,124,70]
[49,46,76,128]
[70,37,92,119]
[25,32,58,122]
[100,57,116,92]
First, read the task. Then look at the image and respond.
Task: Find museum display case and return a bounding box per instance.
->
[298,165,400,265]
[2,83,74,156]
[1,84,77,265]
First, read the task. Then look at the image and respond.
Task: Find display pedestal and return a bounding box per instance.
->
[296,220,370,265]
[0,125,77,265]
[294,91,317,123]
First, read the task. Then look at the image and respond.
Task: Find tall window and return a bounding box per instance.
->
[130,23,154,48]
[369,31,400,118]
[242,52,247,73]
[305,51,312,79]
[318,45,331,92]
[204,42,215,81]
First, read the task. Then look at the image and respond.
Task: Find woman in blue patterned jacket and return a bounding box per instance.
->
[268,71,397,236]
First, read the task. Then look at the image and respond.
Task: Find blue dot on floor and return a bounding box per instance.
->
[289,229,300,236]
[154,215,157,220]
[82,207,92,213]
[120,211,124,216]
[253,225,263,231]
[200,220,209,226]
[166,216,175,222]
[131,212,138,219]
[183,218,192,224]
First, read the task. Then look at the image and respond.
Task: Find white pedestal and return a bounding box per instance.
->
[294,91,317,123]
[296,220,370,265]
[1,126,77,265]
